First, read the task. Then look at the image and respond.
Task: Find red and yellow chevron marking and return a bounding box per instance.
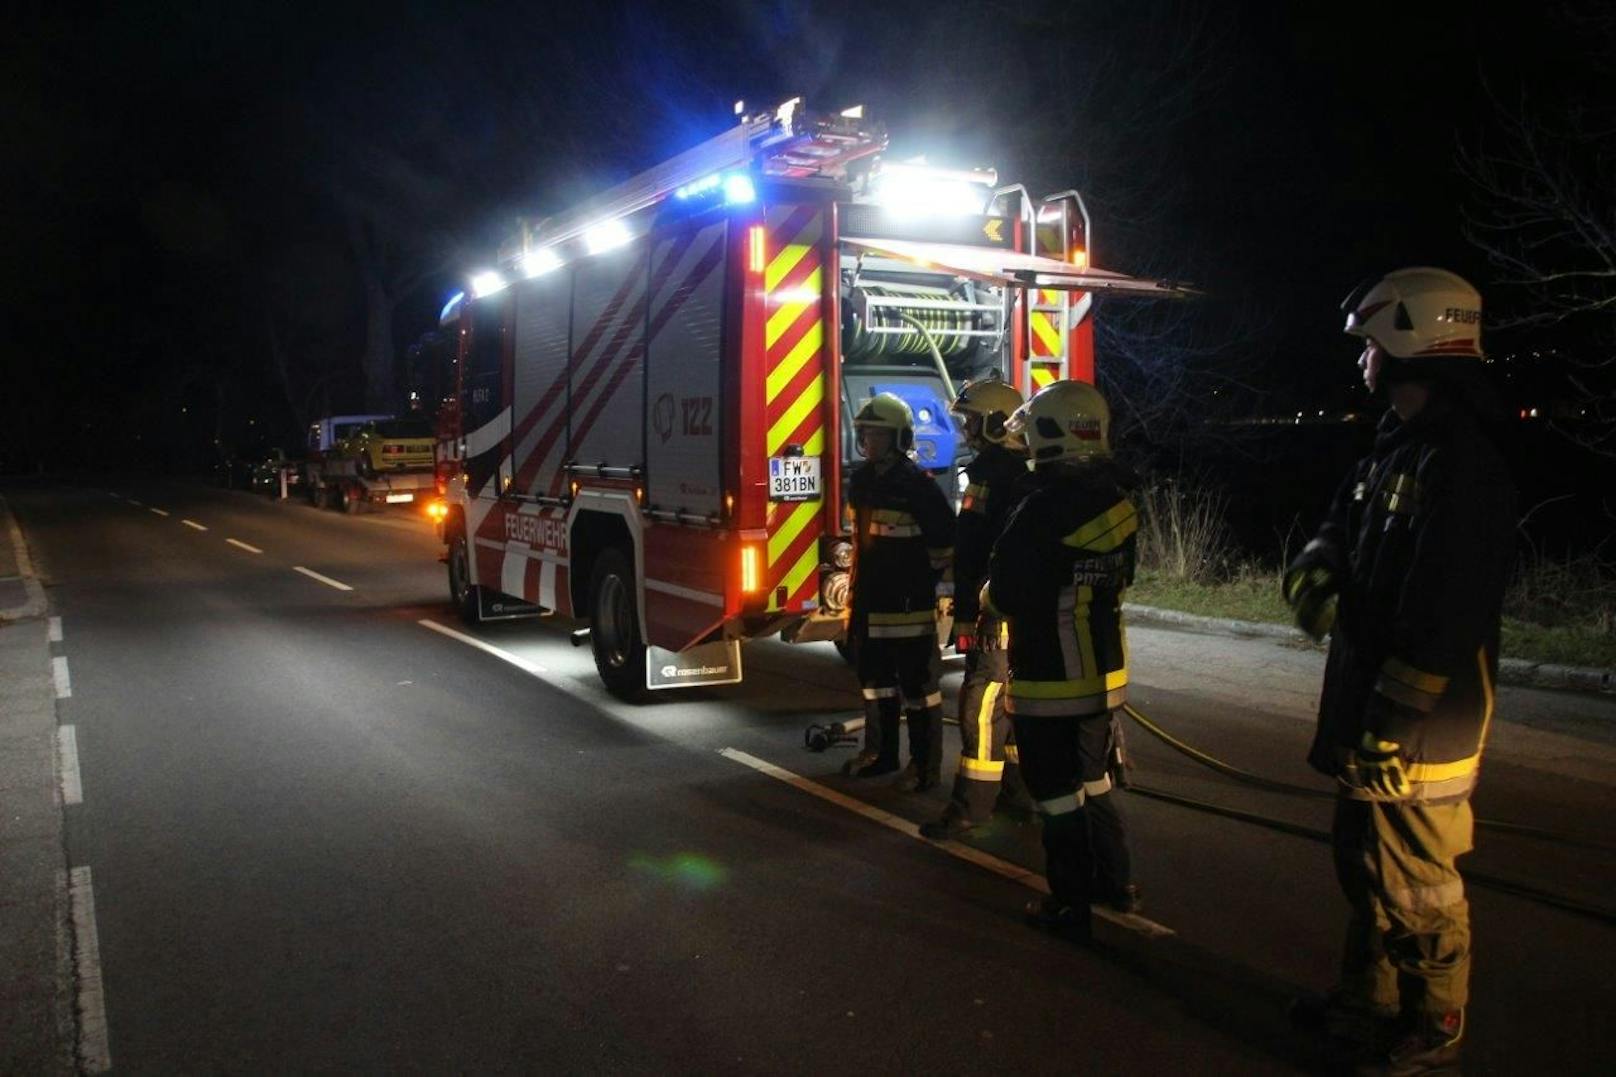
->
[763,204,829,611]
[1030,289,1064,359]
[1030,362,1060,390]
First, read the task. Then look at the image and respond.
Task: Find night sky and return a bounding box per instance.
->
[2,1,1603,475]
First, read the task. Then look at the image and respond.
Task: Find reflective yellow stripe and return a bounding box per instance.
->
[766,319,824,402]
[767,373,824,455]
[1031,311,1062,355]
[871,509,915,524]
[963,483,988,499]
[868,610,936,625]
[960,757,1005,779]
[1062,500,1138,552]
[768,542,821,611]
[1382,657,1450,695]
[1075,584,1097,686]
[1004,743,1019,764]
[766,267,823,349]
[765,216,823,291]
[768,499,818,566]
[1406,756,1480,782]
[1011,669,1128,697]
[976,681,1002,761]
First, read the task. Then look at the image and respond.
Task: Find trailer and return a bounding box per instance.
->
[304,415,438,514]
[435,99,1185,698]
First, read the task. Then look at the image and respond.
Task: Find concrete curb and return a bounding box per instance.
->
[0,494,48,623]
[1124,603,1616,697]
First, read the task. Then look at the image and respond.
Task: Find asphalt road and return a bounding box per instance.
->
[7,478,1614,1074]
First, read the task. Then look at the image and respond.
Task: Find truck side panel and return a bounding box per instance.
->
[645,219,728,517]
[569,245,646,473]
[511,271,574,500]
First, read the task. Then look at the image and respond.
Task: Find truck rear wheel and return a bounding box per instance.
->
[447,535,480,625]
[589,548,646,701]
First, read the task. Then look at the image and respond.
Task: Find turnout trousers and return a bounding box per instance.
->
[1009,710,1132,910]
[1332,795,1473,1017]
[943,624,1031,822]
[856,634,944,781]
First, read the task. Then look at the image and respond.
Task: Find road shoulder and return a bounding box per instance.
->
[0,492,74,1075]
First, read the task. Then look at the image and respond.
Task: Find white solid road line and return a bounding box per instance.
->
[181,519,208,531]
[418,618,549,675]
[149,508,170,517]
[48,616,62,643]
[127,499,144,507]
[226,538,264,554]
[52,655,72,699]
[58,726,83,803]
[58,725,83,805]
[68,866,112,1073]
[718,747,1176,940]
[293,566,354,591]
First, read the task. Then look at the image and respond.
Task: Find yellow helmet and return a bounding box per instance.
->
[950,378,1024,448]
[853,392,915,452]
[1006,379,1111,468]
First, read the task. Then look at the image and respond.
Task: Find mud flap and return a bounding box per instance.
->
[646,639,743,690]
[476,590,546,622]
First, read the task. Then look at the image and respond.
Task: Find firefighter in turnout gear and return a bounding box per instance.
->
[985,380,1141,940]
[920,379,1036,840]
[1286,268,1514,1076]
[842,393,955,790]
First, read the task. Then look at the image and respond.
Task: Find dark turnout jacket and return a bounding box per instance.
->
[986,460,1138,716]
[847,456,955,639]
[1305,398,1515,802]
[952,444,1031,627]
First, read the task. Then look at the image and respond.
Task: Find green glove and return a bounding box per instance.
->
[1282,562,1337,643]
[1353,731,1411,798]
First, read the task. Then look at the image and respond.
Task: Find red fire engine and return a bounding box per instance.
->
[434,99,1181,698]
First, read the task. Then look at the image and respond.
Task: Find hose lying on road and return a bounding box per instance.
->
[1120,704,1616,855]
[1126,783,1616,927]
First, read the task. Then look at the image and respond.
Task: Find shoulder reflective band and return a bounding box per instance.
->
[1062,500,1138,552]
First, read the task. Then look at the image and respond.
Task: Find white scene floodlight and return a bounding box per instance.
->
[585,219,632,255]
[521,247,563,277]
[470,270,507,297]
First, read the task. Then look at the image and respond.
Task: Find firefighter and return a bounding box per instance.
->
[841,392,955,790]
[1285,268,1514,1076]
[920,378,1035,840]
[985,380,1141,941]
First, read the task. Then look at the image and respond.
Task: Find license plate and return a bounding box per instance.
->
[768,455,821,501]
[385,493,414,504]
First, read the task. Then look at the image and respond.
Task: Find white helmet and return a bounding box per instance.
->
[1005,379,1111,469]
[1341,267,1484,360]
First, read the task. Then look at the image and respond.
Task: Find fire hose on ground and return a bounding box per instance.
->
[803,701,1616,925]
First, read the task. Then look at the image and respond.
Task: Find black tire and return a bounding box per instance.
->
[447,534,480,625]
[589,548,646,701]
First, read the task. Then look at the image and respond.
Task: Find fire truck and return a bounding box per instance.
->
[434,99,1182,698]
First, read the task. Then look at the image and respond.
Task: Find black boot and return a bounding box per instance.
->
[1024,896,1093,943]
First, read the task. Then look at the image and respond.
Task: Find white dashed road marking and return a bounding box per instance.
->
[58,725,83,805]
[226,538,264,554]
[417,619,549,675]
[718,747,1176,939]
[293,566,353,591]
[48,616,62,643]
[68,867,112,1072]
[149,508,170,517]
[52,655,72,698]
[127,499,144,508]
[181,519,208,531]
